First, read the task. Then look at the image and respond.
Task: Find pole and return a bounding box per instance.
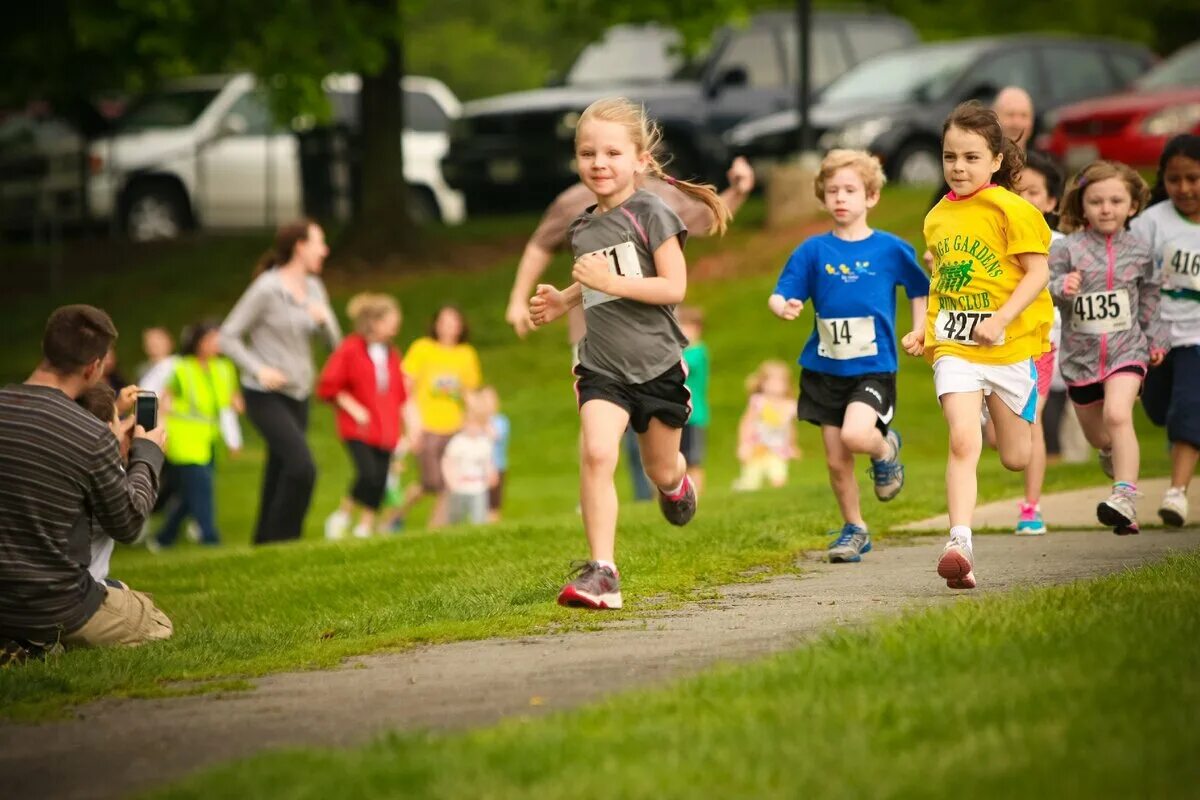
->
[794,0,812,155]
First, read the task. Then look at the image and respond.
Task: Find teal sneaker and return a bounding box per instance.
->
[1014,502,1046,535]
[868,430,904,502]
[827,523,872,563]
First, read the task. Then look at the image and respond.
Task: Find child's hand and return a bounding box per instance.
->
[901,329,926,356]
[922,250,935,271]
[768,294,804,320]
[530,284,567,327]
[1063,271,1082,296]
[572,253,613,292]
[1150,347,1167,367]
[972,316,1006,346]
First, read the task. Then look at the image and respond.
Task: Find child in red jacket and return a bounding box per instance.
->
[318,293,412,539]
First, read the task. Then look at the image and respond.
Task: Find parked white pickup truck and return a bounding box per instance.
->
[88,72,465,241]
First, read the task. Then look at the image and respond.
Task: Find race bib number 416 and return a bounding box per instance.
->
[934,309,1005,346]
[1071,289,1131,334]
[580,241,642,309]
[816,316,878,360]
[1166,246,1200,292]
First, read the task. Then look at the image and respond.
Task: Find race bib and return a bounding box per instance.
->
[934,309,1005,346]
[816,315,878,360]
[580,241,642,309]
[1165,245,1200,292]
[1071,289,1131,334]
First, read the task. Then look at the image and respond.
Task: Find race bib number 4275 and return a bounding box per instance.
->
[580,241,642,309]
[934,309,1005,346]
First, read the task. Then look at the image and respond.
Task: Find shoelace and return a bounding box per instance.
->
[564,560,598,581]
[867,461,900,484]
[830,527,861,547]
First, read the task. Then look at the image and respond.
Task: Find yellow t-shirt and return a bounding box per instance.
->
[924,186,1054,365]
[402,337,482,436]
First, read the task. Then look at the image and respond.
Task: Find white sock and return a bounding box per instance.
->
[595,559,618,574]
[949,525,972,549]
[661,477,686,498]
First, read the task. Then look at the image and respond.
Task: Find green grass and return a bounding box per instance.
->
[152,551,1200,799]
[0,187,1176,719]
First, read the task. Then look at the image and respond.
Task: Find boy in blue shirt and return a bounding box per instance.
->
[769,150,929,563]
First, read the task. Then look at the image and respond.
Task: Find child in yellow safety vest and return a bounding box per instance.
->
[153,321,242,548]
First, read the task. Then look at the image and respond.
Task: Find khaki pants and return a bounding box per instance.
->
[63,586,173,648]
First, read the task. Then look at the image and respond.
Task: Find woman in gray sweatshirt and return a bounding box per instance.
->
[220,219,341,544]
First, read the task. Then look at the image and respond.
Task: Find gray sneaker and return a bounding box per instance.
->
[1098,449,1114,480]
[827,523,872,563]
[557,561,623,609]
[658,475,697,526]
[1097,487,1139,535]
[868,430,904,502]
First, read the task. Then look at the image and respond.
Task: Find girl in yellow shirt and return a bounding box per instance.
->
[902,101,1053,590]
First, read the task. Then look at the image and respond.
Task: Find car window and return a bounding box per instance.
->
[844,21,913,63]
[404,90,449,134]
[567,26,684,86]
[960,49,1040,99]
[116,89,221,132]
[780,24,849,89]
[821,43,980,104]
[1109,51,1150,87]
[1137,42,1200,91]
[222,90,277,136]
[1043,46,1114,102]
[713,28,786,88]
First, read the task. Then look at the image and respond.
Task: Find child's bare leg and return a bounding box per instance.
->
[1101,374,1143,485]
[358,507,377,531]
[822,425,864,526]
[580,400,631,563]
[941,392,985,527]
[688,466,706,496]
[987,392,1033,472]
[839,402,890,460]
[638,418,687,492]
[1072,401,1110,451]
[1025,395,1048,504]
[1171,442,1200,489]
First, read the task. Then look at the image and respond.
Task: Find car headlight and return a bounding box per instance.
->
[821,116,894,150]
[1142,104,1200,136]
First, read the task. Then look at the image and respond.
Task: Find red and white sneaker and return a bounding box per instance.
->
[937,538,976,590]
[556,561,623,610]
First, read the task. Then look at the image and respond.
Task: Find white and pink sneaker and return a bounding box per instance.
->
[937,537,976,590]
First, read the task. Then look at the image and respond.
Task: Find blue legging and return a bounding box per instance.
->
[155,462,219,546]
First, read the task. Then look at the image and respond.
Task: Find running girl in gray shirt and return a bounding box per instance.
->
[529,97,728,611]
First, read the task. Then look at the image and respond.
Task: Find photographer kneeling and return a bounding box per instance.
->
[0,305,172,652]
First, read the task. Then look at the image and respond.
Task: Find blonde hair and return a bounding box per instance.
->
[745,359,793,396]
[1059,160,1150,233]
[576,97,730,236]
[346,292,400,336]
[814,149,886,200]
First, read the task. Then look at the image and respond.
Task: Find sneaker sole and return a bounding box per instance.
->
[1159,508,1185,528]
[937,549,976,589]
[556,585,623,610]
[829,541,872,563]
[1097,502,1133,532]
[1014,527,1046,536]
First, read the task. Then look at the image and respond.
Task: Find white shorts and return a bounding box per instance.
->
[933,356,1038,423]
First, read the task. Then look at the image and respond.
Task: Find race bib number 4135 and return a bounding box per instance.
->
[580,241,642,309]
[934,309,1005,346]
[1071,289,1131,335]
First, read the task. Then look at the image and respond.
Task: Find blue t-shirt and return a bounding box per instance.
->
[490,413,511,471]
[774,231,929,376]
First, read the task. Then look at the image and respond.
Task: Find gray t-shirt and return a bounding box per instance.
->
[570,189,689,384]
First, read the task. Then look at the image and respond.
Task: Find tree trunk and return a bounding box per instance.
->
[340,3,414,263]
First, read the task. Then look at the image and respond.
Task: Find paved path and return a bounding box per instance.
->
[899,477,1179,532]
[2,527,1198,799]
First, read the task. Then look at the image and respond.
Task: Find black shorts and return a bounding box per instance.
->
[1143,345,1200,447]
[1067,365,1146,407]
[573,362,691,433]
[680,424,707,466]
[797,369,895,434]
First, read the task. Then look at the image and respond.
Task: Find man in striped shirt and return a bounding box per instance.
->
[0,305,172,648]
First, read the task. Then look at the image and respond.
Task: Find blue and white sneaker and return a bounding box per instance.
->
[868,430,904,502]
[827,523,872,563]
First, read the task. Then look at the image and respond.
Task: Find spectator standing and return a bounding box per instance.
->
[0,305,171,650]
[479,385,510,522]
[441,390,498,526]
[220,219,341,544]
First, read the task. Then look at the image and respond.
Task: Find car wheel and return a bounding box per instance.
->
[407,187,440,226]
[892,142,943,185]
[124,183,189,242]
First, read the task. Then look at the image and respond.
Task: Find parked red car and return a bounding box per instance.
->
[1041,40,1200,170]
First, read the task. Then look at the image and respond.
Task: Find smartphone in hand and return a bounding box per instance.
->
[135,390,159,431]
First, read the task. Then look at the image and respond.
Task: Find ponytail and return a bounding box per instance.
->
[649,158,731,237]
[253,218,317,277]
[994,137,1025,191]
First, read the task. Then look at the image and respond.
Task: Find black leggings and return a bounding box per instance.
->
[243,390,315,544]
[346,440,392,510]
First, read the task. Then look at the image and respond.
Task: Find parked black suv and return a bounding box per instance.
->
[725,35,1155,183]
[442,10,917,211]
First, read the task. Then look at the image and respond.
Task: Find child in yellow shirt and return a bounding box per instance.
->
[902,101,1053,590]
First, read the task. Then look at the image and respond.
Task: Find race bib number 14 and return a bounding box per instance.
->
[934,309,1005,346]
[816,316,878,360]
[580,241,642,309]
